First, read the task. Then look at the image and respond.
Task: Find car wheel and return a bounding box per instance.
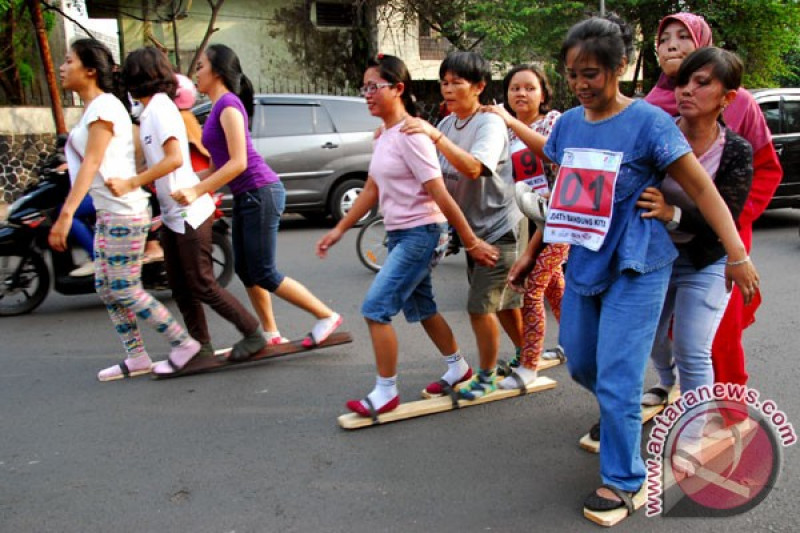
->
[329,179,377,226]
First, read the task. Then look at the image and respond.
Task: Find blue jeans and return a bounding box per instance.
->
[560,266,671,492]
[650,251,730,395]
[361,223,448,324]
[232,182,286,291]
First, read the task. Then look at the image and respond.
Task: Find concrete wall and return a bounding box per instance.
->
[120,0,310,91]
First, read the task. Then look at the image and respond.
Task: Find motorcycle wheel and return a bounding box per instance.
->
[0,253,50,316]
[211,230,234,288]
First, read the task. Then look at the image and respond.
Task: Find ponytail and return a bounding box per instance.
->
[205,44,254,123]
[71,38,130,112]
[366,54,418,117]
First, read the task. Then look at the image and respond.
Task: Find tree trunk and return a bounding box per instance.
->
[26,0,66,133]
[187,0,226,77]
[172,19,181,72]
[0,5,25,105]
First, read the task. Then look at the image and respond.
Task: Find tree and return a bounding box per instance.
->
[374,0,799,91]
[0,0,54,104]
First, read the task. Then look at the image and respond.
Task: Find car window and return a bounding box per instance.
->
[253,104,335,137]
[323,100,381,133]
[759,101,781,135]
[782,99,800,134]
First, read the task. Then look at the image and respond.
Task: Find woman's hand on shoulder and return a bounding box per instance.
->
[399,117,437,140]
[480,104,513,126]
[637,187,674,222]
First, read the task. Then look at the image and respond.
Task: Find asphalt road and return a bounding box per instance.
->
[1,212,798,533]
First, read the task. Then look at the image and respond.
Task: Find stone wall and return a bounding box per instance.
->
[0,133,58,203]
[0,107,82,203]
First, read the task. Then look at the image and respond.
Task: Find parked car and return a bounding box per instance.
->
[752,88,800,209]
[194,94,381,223]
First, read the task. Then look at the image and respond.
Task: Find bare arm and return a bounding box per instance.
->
[666,153,759,303]
[48,120,113,251]
[316,177,379,258]
[107,137,183,197]
[424,177,498,267]
[172,106,247,205]
[481,105,550,162]
[400,117,485,180]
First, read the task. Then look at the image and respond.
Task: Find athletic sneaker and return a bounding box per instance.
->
[458,369,497,401]
[69,261,95,277]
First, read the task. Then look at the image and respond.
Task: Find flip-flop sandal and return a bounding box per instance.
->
[642,386,670,407]
[98,359,154,382]
[584,484,637,514]
[589,421,601,442]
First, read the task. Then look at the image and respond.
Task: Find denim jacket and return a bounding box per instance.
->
[544,100,691,295]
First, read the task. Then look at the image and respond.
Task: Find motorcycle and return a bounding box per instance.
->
[0,167,234,317]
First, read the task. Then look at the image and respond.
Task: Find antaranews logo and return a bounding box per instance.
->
[645,383,796,518]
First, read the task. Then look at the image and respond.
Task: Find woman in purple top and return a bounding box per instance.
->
[172,44,342,356]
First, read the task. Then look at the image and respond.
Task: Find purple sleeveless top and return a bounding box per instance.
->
[201,92,279,195]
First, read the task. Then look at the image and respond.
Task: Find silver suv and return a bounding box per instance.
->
[194,94,381,223]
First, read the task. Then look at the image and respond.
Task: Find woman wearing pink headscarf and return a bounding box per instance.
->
[645,12,782,387]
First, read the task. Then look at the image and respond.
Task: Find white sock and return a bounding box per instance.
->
[441,352,470,385]
[499,366,538,389]
[311,312,341,342]
[362,375,397,410]
[264,330,287,342]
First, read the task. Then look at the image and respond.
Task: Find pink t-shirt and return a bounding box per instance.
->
[369,122,447,231]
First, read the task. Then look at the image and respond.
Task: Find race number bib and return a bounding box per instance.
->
[543,148,621,251]
[511,148,549,194]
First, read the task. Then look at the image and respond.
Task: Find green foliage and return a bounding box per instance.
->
[386,0,799,92]
[0,0,56,103]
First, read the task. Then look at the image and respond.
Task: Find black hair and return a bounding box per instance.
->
[560,13,634,73]
[122,47,178,100]
[70,38,130,112]
[439,51,492,104]
[204,43,255,120]
[366,54,418,116]
[502,64,553,117]
[676,47,743,92]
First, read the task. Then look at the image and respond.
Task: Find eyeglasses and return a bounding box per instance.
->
[359,83,394,96]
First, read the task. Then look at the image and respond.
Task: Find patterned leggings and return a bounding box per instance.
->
[520,243,570,369]
[94,211,188,357]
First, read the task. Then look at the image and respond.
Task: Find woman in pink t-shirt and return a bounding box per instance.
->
[316,55,498,418]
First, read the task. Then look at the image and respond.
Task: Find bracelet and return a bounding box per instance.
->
[726,256,750,267]
[433,133,444,145]
[464,239,482,251]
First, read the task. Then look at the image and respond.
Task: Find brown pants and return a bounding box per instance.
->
[161,217,259,344]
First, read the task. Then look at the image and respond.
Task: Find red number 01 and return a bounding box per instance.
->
[558,172,605,212]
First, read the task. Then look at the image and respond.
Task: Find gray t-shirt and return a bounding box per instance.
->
[437,112,522,243]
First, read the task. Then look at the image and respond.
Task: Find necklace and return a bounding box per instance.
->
[685,120,719,157]
[454,109,479,130]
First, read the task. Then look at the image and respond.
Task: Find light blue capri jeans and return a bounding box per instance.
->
[361,222,449,324]
[560,266,672,492]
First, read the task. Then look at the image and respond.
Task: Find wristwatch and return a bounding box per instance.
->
[665,206,682,231]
